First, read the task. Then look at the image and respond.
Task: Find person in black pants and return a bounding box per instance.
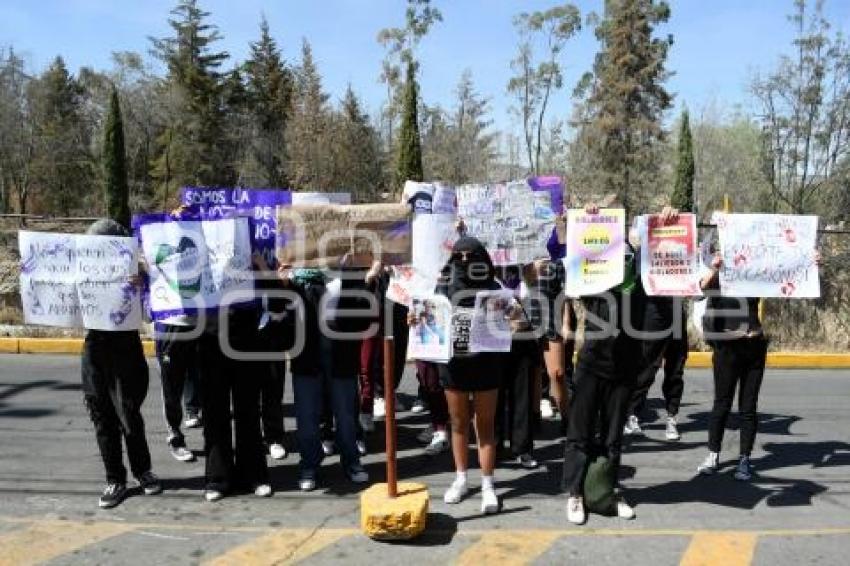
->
[155,320,200,462]
[564,205,679,525]
[80,219,161,509]
[696,253,769,482]
[624,297,688,441]
[200,306,270,501]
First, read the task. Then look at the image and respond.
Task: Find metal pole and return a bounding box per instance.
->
[383,336,398,498]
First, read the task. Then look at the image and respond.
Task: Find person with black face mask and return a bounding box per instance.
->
[429,235,508,514]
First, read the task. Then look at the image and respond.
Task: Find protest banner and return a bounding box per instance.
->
[432,183,457,214]
[717,213,820,298]
[137,216,254,319]
[291,191,352,205]
[640,213,702,296]
[180,187,291,268]
[564,208,626,297]
[277,203,411,267]
[19,231,142,330]
[407,294,452,362]
[469,289,514,353]
[456,181,556,265]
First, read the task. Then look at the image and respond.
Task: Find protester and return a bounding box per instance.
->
[563,205,678,525]
[81,219,161,509]
[182,365,202,429]
[155,318,200,462]
[199,304,271,501]
[429,235,507,514]
[495,265,539,469]
[276,257,376,491]
[252,253,292,461]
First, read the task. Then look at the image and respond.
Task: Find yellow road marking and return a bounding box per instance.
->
[203,528,355,566]
[680,531,757,566]
[454,530,562,566]
[0,519,134,566]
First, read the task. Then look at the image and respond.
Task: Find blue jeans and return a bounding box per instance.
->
[293,373,360,477]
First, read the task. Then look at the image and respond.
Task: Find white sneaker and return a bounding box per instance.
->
[410,398,427,414]
[184,414,202,429]
[540,398,555,420]
[623,415,643,435]
[299,477,316,492]
[359,413,375,433]
[616,498,636,520]
[697,451,720,475]
[356,439,367,456]
[517,453,538,469]
[424,430,449,456]
[373,397,386,419]
[665,416,681,441]
[204,488,224,502]
[269,443,288,460]
[734,455,753,481]
[443,478,469,504]
[254,484,272,497]
[170,445,195,463]
[480,487,499,514]
[321,440,335,456]
[566,496,586,525]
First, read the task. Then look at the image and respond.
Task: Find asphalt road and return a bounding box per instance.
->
[0,354,849,565]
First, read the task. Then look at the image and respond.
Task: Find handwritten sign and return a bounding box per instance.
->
[640,213,701,296]
[180,187,291,268]
[138,217,254,320]
[407,294,452,362]
[717,213,819,298]
[564,209,625,297]
[456,181,556,265]
[290,192,352,205]
[19,231,142,330]
[277,203,411,267]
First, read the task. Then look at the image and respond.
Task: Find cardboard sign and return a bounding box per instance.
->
[19,231,142,330]
[640,213,702,296]
[563,208,626,297]
[277,203,411,267]
[717,213,820,298]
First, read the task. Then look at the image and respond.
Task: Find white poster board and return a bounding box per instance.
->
[138,217,254,319]
[407,294,452,362]
[19,231,142,330]
[469,289,514,353]
[563,209,626,297]
[717,213,819,298]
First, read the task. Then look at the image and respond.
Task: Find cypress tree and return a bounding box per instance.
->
[395,61,423,188]
[671,108,695,212]
[103,87,130,228]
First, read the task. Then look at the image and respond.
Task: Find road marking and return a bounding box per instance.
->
[0,519,134,566]
[203,528,356,566]
[454,530,562,565]
[680,531,757,566]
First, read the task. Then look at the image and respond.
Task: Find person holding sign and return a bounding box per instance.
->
[562,205,678,525]
[696,245,821,482]
[276,257,377,491]
[427,235,510,514]
[80,219,161,509]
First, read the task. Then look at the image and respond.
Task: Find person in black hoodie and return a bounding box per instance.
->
[563,205,679,525]
[277,257,377,491]
[80,219,161,509]
[432,236,508,514]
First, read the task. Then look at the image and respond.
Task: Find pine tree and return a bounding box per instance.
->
[330,86,386,202]
[286,40,332,190]
[150,0,230,203]
[242,16,293,187]
[671,108,694,212]
[395,61,423,188]
[103,87,130,228]
[574,0,673,214]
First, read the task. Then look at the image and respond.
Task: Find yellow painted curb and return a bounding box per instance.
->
[18,338,84,355]
[0,337,20,354]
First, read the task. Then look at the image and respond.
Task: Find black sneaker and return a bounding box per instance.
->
[98,482,127,509]
[137,471,163,495]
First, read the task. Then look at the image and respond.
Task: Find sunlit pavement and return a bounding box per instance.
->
[1,354,849,565]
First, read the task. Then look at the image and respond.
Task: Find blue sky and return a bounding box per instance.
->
[3,0,849,133]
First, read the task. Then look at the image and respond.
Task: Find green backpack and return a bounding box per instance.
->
[584,452,618,516]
